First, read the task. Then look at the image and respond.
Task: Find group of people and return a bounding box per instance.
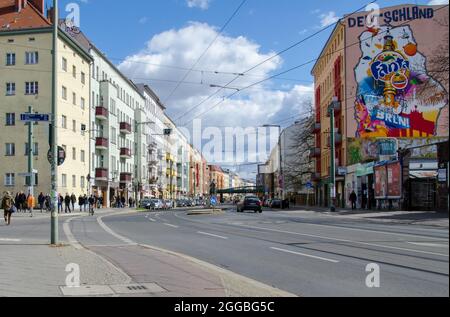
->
[111,195,135,208]
[58,193,100,214]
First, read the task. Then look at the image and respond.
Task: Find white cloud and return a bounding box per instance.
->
[186,0,211,10]
[428,0,449,4]
[138,17,149,24]
[319,11,340,27]
[118,22,313,167]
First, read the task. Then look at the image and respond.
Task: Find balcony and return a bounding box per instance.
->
[95,106,108,121]
[166,153,175,162]
[327,133,343,147]
[120,147,132,159]
[309,148,321,159]
[95,137,108,150]
[312,122,321,134]
[95,168,108,181]
[120,122,132,135]
[120,173,132,184]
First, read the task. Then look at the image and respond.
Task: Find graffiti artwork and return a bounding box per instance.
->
[354,25,448,138]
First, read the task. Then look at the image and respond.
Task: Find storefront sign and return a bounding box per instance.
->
[356,162,375,177]
[438,169,447,182]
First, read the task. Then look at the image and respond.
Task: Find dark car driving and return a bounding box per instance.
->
[237,196,262,213]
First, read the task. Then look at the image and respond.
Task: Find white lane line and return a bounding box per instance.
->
[271,247,340,263]
[63,218,84,250]
[301,222,449,241]
[148,218,156,222]
[164,223,179,229]
[97,216,137,246]
[0,238,21,242]
[232,224,449,258]
[407,242,448,248]
[197,231,229,240]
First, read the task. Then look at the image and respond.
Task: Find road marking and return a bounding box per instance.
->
[0,238,21,242]
[271,247,339,263]
[301,222,449,241]
[63,218,84,250]
[232,224,449,258]
[407,242,448,248]
[97,216,137,246]
[148,218,156,222]
[197,231,229,240]
[164,223,179,228]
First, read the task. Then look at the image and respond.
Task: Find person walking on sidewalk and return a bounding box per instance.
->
[2,191,16,226]
[27,193,35,218]
[64,193,71,213]
[71,193,77,212]
[121,196,126,209]
[78,195,84,212]
[349,190,357,211]
[38,193,44,213]
[58,194,63,213]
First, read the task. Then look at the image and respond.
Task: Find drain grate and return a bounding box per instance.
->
[110,283,167,294]
[128,285,148,291]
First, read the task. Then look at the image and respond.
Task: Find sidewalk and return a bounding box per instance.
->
[1,210,294,297]
[280,205,449,228]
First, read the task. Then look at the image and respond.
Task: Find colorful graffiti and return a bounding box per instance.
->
[354,25,448,138]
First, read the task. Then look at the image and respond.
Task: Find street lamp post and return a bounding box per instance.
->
[328,97,340,212]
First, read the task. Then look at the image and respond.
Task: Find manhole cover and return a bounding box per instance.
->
[60,285,115,296]
[110,283,167,294]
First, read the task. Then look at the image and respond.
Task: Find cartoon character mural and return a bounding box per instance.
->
[354,25,448,138]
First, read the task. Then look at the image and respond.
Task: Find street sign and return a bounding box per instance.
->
[18,173,32,177]
[306,181,313,190]
[210,196,218,206]
[21,113,50,122]
[47,146,66,166]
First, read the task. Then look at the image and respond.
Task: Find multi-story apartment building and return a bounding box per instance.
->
[0,0,92,197]
[311,4,449,210]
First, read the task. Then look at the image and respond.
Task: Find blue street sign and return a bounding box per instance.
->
[306,181,314,189]
[20,113,50,122]
[210,196,217,206]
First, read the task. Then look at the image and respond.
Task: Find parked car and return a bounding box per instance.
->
[237,197,262,213]
[270,199,282,209]
[140,198,153,209]
[151,199,163,210]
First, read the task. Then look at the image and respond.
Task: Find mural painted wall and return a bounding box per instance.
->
[345,4,449,139]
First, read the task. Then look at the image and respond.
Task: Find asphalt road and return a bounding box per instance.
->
[71,208,449,297]
[2,208,448,297]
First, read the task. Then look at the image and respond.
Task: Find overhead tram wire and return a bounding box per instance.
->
[181,4,449,126]
[173,0,378,124]
[162,0,248,104]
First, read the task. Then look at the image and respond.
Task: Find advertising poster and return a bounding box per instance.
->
[345,4,449,140]
[387,162,402,199]
[374,165,387,199]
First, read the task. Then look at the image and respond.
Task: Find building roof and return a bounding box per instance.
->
[0,0,50,32]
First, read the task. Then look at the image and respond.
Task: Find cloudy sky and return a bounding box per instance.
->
[58,0,448,179]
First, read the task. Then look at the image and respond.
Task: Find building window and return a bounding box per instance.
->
[73,65,77,79]
[62,116,67,129]
[81,150,85,163]
[6,113,15,126]
[111,127,116,144]
[6,53,15,66]
[5,173,15,186]
[72,175,76,188]
[80,176,85,189]
[62,86,67,100]
[72,147,76,160]
[81,72,86,84]
[25,82,38,95]
[5,143,15,156]
[25,143,38,156]
[81,97,86,110]
[72,92,76,105]
[92,91,95,108]
[62,57,67,71]
[62,174,67,187]
[72,120,76,132]
[25,52,38,65]
[6,82,15,95]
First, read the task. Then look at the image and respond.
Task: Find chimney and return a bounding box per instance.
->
[29,0,44,15]
[15,0,22,12]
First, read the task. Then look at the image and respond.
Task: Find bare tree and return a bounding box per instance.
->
[283,99,315,193]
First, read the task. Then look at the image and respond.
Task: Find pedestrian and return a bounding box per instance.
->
[71,193,76,212]
[128,197,133,208]
[78,195,84,212]
[116,196,120,208]
[121,196,126,209]
[20,192,27,213]
[64,193,71,213]
[45,194,51,212]
[2,191,17,225]
[27,193,35,218]
[38,192,44,213]
[83,194,88,212]
[88,195,95,216]
[58,194,63,213]
[349,190,357,210]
